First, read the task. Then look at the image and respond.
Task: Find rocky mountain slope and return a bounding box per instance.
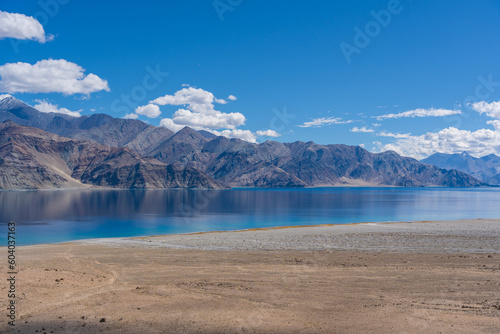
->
[0,121,226,190]
[144,127,483,187]
[0,96,174,154]
[422,152,500,185]
[0,97,486,188]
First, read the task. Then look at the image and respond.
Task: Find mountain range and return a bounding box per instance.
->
[0,96,486,190]
[0,121,225,190]
[422,152,500,185]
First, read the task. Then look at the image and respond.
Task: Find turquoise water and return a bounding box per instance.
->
[0,187,499,246]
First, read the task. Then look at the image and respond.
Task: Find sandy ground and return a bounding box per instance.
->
[1,219,499,333]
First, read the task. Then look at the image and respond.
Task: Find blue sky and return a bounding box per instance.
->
[1,0,500,158]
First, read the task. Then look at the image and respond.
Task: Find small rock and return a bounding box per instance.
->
[99,318,106,323]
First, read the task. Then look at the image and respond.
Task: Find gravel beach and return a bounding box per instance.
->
[1,219,499,333]
[81,219,500,253]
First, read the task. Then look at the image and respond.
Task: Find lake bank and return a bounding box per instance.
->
[1,219,499,333]
[76,218,500,253]
[2,187,500,246]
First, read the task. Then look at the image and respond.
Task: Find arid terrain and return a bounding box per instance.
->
[1,220,499,333]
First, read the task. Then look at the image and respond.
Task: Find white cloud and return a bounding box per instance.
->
[298,117,353,128]
[372,123,381,127]
[169,108,245,130]
[155,87,269,143]
[0,94,12,101]
[379,127,500,159]
[375,108,461,121]
[33,100,81,117]
[487,120,500,130]
[471,101,500,119]
[256,129,280,137]
[0,59,110,95]
[153,87,246,131]
[151,87,221,115]
[350,126,374,133]
[211,129,258,143]
[124,113,139,120]
[135,104,161,118]
[377,131,412,139]
[0,10,51,43]
[159,118,185,132]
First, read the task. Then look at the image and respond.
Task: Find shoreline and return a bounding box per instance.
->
[2,183,498,192]
[32,218,499,254]
[10,217,496,247]
[2,218,499,333]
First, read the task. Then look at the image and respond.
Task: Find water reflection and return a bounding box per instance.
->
[0,188,498,245]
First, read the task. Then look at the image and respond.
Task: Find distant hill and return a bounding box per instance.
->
[422,152,500,185]
[0,121,226,190]
[0,96,486,188]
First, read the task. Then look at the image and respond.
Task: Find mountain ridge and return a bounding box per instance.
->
[0,97,487,188]
[422,152,500,185]
[0,120,226,190]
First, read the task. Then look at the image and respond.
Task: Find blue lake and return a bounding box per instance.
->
[0,187,499,246]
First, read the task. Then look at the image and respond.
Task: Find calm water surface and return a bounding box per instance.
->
[0,187,499,245]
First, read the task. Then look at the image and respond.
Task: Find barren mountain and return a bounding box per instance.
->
[422,152,500,185]
[0,121,225,190]
[0,97,485,188]
[0,97,175,154]
[145,128,483,187]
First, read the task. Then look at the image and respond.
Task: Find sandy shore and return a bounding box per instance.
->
[1,219,499,333]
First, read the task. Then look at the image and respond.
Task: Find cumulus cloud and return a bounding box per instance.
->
[135,104,161,118]
[298,117,353,128]
[170,108,245,130]
[256,129,280,137]
[350,126,374,133]
[154,87,274,143]
[487,120,500,130]
[33,100,81,117]
[124,113,139,120]
[152,87,245,130]
[0,59,110,95]
[0,94,12,101]
[375,108,461,121]
[0,10,51,43]
[211,129,259,143]
[471,101,500,119]
[159,118,185,132]
[379,127,500,159]
[152,88,239,127]
[377,131,412,139]
[151,87,219,114]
